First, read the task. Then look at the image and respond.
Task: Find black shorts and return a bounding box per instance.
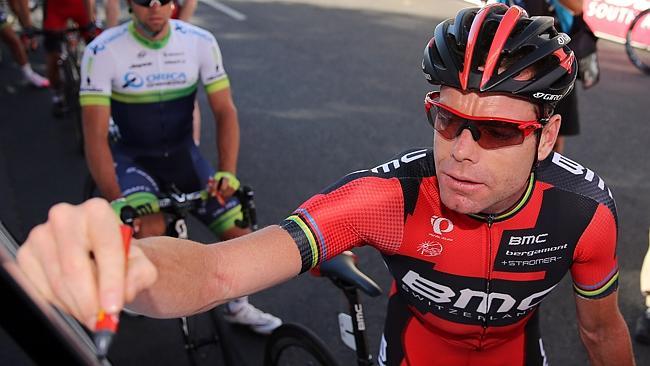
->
[556,87,580,136]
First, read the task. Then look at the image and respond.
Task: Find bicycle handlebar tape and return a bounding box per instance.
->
[93,224,133,358]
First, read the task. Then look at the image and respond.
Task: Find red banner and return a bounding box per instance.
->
[584,0,650,43]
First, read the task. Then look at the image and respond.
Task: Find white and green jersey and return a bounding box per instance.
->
[80,20,230,156]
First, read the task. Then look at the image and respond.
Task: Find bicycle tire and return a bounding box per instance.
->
[625,8,650,75]
[264,323,341,366]
[61,53,85,153]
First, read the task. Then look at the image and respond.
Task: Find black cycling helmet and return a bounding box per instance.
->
[422,3,577,111]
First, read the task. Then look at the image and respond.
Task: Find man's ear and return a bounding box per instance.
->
[538,114,561,160]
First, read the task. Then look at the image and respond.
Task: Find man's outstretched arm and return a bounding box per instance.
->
[575,292,635,366]
[16,199,301,329]
[131,225,302,318]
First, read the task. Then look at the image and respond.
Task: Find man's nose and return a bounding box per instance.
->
[451,128,480,162]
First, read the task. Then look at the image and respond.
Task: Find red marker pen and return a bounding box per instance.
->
[94,224,132,358]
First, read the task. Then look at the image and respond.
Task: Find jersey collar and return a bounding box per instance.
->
[467,172,535,223]
[128,21,172,50]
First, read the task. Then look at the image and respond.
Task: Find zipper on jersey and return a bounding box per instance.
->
[478,214,495,349]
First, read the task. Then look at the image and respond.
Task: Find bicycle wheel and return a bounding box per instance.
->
[264,323,341,366]
[626,8,650,75]
[61,53,84,153]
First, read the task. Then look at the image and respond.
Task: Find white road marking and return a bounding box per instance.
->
[198,0,247,21]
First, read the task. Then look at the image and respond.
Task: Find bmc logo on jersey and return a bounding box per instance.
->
[402,270,557,314]
[431,216,453,235]
[350,149,428,175]
[551,153,613,197]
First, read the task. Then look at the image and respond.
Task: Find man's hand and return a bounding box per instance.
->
[207,171,240,205]
[16,199,158,330]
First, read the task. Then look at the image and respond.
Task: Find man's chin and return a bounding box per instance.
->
[440,193,486,215]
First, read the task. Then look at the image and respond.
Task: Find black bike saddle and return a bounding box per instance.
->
[317,251,382,297]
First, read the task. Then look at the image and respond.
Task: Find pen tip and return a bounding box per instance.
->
[94,331,114,358]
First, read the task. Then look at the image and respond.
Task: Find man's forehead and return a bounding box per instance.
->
[439,87,539,117]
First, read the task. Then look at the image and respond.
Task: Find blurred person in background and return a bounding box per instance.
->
[103,0,202,145]
[495,0,600,153]
[0,0,49,87]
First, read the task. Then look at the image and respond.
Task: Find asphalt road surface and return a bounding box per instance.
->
[1,0,649,365]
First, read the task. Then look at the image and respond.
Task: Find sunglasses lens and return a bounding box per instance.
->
[132,0,173,6]
[475,122,525,149]
[427,104,526,149]
[431,107,462,140]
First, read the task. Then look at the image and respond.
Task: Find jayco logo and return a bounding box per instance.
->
[431,216,453,235]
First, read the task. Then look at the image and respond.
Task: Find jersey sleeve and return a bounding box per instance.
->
[570,203,619,299]
[280,175,405,274]
[79,41,113,106]
[198,32,230,94]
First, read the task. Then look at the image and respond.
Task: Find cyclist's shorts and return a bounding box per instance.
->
[557,87,579,136]
[43,0,90,51]
[379,295,548,366]
[113,143,243,237]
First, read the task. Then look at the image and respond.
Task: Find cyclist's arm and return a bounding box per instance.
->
[570,202,632,365]
[177,0,198,22]
[207,87,239,174]
[79,37,120,200]
[199,31,239,174]
[574,292,634,365]
[82,106,121,201]
[129,225,301,317]
[16,199,300,326]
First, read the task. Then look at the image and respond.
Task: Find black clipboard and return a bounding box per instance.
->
[0,220,109,366]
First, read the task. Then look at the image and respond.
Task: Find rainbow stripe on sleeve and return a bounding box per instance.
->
[280,209,327,273]
[573,267,619,299]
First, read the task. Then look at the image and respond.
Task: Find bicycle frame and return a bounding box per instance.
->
[315,251,383,366]
[333,280,374,366]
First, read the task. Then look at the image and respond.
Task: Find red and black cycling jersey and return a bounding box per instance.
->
[280,148,618,366]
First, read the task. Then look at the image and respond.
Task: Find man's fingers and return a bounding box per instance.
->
[82,198,126,314]
[23,220,86,320]
[49,203,101,326]
[16,240,69,314]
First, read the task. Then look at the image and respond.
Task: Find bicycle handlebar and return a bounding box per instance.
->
[118,185,258,231]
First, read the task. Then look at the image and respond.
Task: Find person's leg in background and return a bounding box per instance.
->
[553,86,579,154]
[190,145,282,335]
[0,11,49,87]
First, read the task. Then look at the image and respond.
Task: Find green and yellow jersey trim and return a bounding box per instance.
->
[469,172,535,222]
[128,21,171,50]
[111,83,198,104]
[80,94,111,106]
[205,77,230,94]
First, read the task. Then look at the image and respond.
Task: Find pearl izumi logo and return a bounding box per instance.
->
[431,216,453,235]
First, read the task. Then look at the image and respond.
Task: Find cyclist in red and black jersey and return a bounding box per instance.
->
[16,4,634,365]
